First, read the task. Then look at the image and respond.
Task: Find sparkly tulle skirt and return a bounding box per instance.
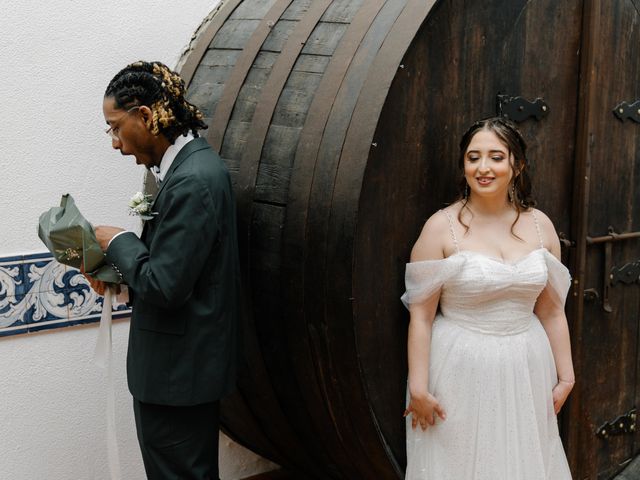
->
[405,316,572,480]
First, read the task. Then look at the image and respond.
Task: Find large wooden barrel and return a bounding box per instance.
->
[179,1,640,478]
[181,1,435,478]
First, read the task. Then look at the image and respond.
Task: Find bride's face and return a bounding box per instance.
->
[463,129,514,201]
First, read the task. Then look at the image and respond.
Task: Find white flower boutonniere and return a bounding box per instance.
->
[128,192,157,221]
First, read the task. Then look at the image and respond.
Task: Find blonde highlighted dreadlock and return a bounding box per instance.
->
[105,60,207,141]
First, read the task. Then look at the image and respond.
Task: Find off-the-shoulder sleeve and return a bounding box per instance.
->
[543,251,572,307]
[400,255,466,309]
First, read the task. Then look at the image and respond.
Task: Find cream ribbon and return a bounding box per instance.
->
[94,286,122,480]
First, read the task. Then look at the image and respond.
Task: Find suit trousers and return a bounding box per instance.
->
[133,399,220,480]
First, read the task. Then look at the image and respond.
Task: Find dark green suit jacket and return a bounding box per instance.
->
[106,137,239,406]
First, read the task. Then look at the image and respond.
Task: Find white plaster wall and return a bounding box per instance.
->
[0,1,277,478]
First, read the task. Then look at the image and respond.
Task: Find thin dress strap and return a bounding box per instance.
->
[440,209,460,254]
[531,209,544,249]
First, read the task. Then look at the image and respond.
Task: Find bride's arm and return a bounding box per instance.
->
[534,214,575,413]
[407,292,446,429]
[405,213,448,430]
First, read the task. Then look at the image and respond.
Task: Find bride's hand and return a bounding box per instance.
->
[552,380,574,414]
[404,392,446,431]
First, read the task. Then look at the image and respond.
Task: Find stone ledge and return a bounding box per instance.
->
[614,455,640,479]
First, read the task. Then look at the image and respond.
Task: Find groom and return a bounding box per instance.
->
[89,61,239,480]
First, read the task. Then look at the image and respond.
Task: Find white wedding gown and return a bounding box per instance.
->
[402,234,573,479]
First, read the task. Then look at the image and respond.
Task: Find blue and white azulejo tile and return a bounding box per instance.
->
[0,253,130,336]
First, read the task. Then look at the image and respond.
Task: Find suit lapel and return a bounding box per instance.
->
[151,137,209,208]
[141,137,209,240]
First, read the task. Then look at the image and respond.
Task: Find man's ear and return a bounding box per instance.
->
[138,105,153,130]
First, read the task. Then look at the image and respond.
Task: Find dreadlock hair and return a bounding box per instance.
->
[456,116,536,239]
[104,60,207,142]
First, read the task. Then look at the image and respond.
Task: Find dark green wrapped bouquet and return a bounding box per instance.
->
[38,194,122,283]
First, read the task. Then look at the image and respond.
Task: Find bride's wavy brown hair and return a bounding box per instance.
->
[456,116,536,239]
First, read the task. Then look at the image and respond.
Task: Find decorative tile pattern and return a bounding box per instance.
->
[0,253,130,337]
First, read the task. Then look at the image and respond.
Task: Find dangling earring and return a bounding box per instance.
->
[464,183,469,199]
[509,183,516,203]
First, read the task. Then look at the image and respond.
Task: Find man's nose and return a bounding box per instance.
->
[111,137,121,150]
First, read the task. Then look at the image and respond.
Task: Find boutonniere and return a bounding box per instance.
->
[128,192,157,221]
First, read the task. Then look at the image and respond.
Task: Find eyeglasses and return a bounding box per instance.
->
[105,105,140,140]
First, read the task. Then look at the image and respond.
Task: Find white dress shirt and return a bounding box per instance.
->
[152,132,195,184]
[108,133,196,247]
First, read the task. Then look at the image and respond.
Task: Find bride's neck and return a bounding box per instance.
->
[465,194,514,218]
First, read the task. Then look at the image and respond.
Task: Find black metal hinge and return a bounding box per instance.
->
[613,100,640,123]
[496,94,549,123]
[596,408,636,439]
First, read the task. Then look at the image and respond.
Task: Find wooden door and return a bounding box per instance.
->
[566,1,640,478]
[377,0,640,477]
[356,0,580,474]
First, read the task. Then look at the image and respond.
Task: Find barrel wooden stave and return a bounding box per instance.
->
[230,0,281,21]
[280,0,313,22]
[212,19,263,49]
[192,1,337,474]
[244,2,367,475]
[320,0,365,24]
[188,49,241,117]
[226,0,360,474]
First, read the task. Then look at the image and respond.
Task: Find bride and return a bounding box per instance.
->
[402,117,575,479]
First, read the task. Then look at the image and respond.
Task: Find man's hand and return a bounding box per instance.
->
[80,262,121,296]
[80,262,106,295]
[95,225,125,252]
